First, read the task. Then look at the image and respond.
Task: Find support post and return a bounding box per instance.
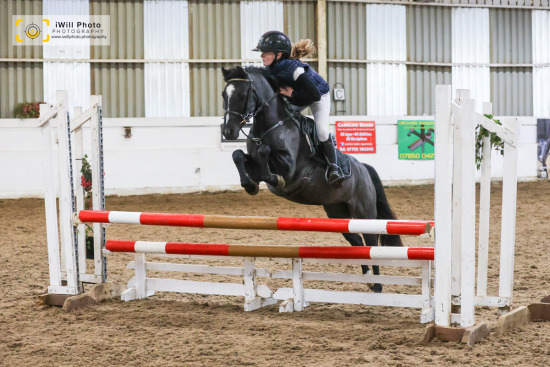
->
[499,117,518,302]
[292,258,305,311]
[477,102,492,297]
[459,98,477,328]
[41,102,63,292]
[434,85,453,327]
[316,0,327,79]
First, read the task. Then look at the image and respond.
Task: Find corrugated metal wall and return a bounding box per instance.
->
[240,0,284,65]
[327,1,367,115]
[43,0,91,114]
[90,0,144,117]
[366,4,407,115]
[490,9,533,115]
[285,1,316,42]
[144,0,190,117]
[189,1,240,116]
[407,6,452,115]
[0,0,43,118]
[533,10,550,117]
[452,8,490,112]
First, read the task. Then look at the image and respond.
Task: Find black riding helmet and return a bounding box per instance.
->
[252,31,291,55]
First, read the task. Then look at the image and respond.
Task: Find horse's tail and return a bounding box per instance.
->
[363,163,403,247]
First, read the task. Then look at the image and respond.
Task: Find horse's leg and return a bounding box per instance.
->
[232,149,260,195]
[323,204,381,293]
[257,145,285,189]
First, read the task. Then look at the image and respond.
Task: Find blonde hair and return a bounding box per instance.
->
[290,39,316,59]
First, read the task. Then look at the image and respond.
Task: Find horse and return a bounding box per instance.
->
[221,66,402,292]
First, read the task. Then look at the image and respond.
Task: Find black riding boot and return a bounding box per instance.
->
[321,139,345,186]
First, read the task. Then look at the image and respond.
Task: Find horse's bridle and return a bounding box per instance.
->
[223,78,279,130]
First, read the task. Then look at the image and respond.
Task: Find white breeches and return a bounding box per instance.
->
[291,93,331,142]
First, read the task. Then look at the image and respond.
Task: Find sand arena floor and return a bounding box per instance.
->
[1,181,550,366]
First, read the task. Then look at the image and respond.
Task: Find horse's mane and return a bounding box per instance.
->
[223,66,280,93]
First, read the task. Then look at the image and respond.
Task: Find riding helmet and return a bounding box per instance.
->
[252,31,291,55]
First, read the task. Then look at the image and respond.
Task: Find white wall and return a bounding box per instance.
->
[0,116,538,199]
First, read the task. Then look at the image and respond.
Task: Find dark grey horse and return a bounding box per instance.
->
[221,66,402,292]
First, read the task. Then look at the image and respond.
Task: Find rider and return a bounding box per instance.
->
[252,30,345,186]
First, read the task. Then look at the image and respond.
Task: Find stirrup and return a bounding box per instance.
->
[325,164,345,186]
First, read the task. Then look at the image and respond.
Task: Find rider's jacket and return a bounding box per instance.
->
[268,59,330,106]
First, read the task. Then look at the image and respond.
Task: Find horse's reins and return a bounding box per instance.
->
[223,78,295,146]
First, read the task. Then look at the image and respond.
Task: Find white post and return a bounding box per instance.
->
[451,89,470,302]
[434,85,453,327]
[73,106,87,276]
[477,102,493,297]
[56,91,79,293]
[40,103,63,292]
[90,95,105,280]
[459,98,476,328]
[135,253,147,299]
[499,117,518,302]
[292,258,305,311]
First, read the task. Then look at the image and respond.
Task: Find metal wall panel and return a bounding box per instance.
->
[367,63,407,115]
[189,1,240,116]
[452,8,489,64]
[0,0,43,117]
[285,1,316,42]
[490,9,532,63]
[327,1,367,60]
[0,62,43,118]
[490,68,532,116]
[367,4,406,61]
[452,8,490,111]
[366,4,407,115]
[533,11,550,116]
[407,6,452,63]
[90,0,144,117]
[532,10,550,63]
[533,66,550,116]
[0,0,43,59]
[43,0,90,113]
[91,63,144,117]
[452,66,491,111]
[408,66,452,115]
[90,0,144,59]
[144,0,190,117]
[328,63,367,115]
[241,0,283,64]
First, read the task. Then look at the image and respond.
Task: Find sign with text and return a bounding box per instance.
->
[335,121,376,154]
[397,120,434,160]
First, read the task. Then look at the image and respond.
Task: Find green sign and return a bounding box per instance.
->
[397,120,434,160]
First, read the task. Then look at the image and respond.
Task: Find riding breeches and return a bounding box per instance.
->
[290,93,331,142]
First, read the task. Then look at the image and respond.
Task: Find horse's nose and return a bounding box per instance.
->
[223,126,236,140]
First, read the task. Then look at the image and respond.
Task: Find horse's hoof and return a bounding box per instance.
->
[244,183,259,195]
[369,283,383,293]
[276,175,285,189]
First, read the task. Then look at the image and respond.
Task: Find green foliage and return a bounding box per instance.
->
[475,114,504,170]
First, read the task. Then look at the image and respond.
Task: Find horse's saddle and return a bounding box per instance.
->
[290,110,351,178]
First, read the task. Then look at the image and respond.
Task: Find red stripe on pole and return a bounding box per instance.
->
[165,242,230,256]
[140,213,205,227]
[386,221,431,236]
[276,217,350,232]
[298,246,372,259]
[407,247,434,261]
[79,210,111,223]
[106,240,136,252]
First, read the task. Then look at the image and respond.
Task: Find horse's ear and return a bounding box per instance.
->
[235,65,248,78]
[221,67,230,80]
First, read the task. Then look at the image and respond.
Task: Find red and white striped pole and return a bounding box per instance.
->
[79,210,432,236]
[105,240,435,260]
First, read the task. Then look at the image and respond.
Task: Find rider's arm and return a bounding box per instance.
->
[288,68,321,106]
